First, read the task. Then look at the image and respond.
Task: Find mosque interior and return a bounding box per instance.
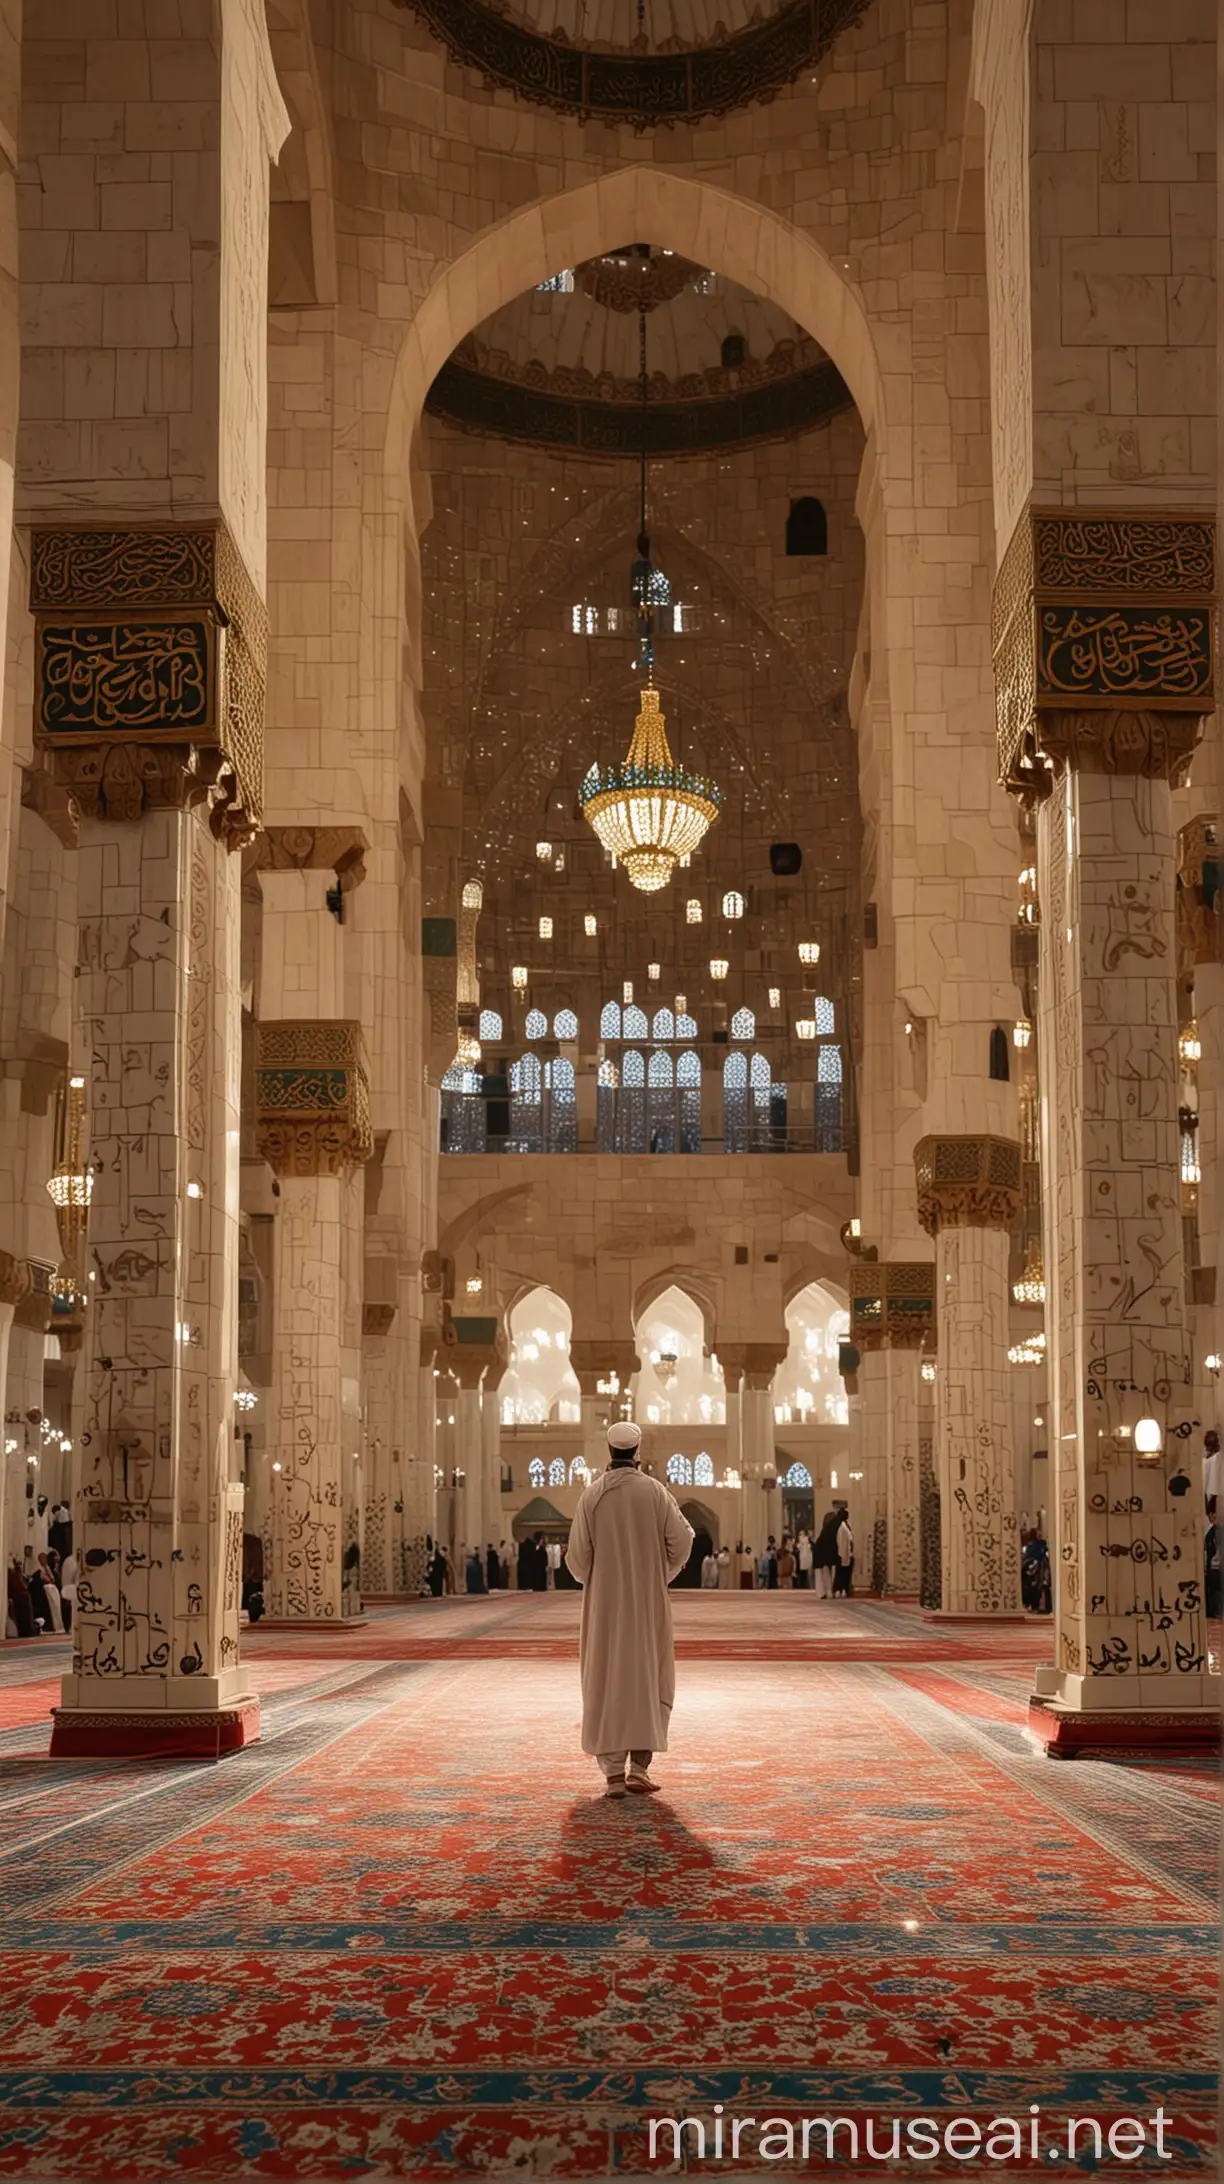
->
[0,0,1220,2173]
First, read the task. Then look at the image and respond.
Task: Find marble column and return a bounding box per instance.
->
[916,1136,1023,1619]
[851,1346,888,1589]
[256,1022,372,1622]
[1035,747,1212,1733]
[885,1346,924,1596]
[51,788,256,1756]
[482,1371,506,1557]
[0,1255,28,1591]
[454,1369,484,1564]
[416,1328,440,1576]
[994,506,1217,1750]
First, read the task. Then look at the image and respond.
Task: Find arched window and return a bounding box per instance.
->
[723,1049,748,1152]
[546,1056,578,1152]
[528,1457,546,1489]
[818,1045,843,1083]
[677,1049,701,1151]
[525,1008,547,1041]
[509,1051,543,1153]
[478,1008,503,1042]
[648,1050,674,1087]
[677,1050,701,1087]
[813,996,835,1034]
[598,1058,618,1086]
[724,1052,748,1089]
[750,1052,772,1093]
[441,1064,478,1093]
[731,1007,755,1039]
[623,1050,645,1087]
[549,1457,566,1487]
[676,1012,698,1041]
[786,496,828,556]
[554,1008,578,1041]
[461,879,483,909]
[652,1008,675,1041]
[694,1452,714,1485]
[784,1461,813,1488]
[666,1453,692,1486]
[569,1456,588,1483]
[722,890,745,919]
[600,1000,621,1039]
[624,1004,648,1040]
[439,1062,486,1153]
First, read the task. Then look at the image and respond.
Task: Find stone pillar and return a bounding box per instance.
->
[0,1253,28,1590]
[454,1369,484,1564]
[482,1370,505,1555]
[994,507,1217,1751]
[26,518,268,1756]
[255,1021,372,1622]
[415,1327,440,1577]
[885,1347,923,1596]
[916,1135,1023,1620]
[851,1348,888,1589]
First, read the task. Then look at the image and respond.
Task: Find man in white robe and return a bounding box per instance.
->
[565,1421,693,1797]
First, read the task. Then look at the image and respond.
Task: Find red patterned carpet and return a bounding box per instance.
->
[0,1595,1217,2178]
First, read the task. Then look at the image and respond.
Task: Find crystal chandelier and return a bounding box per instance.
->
[581,684,720,892]
[1011,1237,1046,1306]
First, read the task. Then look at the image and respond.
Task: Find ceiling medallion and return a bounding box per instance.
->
[581,684,721,892]
[396,0,872,130]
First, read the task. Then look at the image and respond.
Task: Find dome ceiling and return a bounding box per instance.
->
[396,0,872,129]
[426,251,854,459]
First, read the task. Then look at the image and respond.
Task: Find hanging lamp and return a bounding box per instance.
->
[580,301,721,893]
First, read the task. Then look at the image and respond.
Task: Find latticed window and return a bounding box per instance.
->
[549,1457,566,1487]
[546,1057,578,1153]
[600,1000,621,1038]
[529,1457,546,1488]
[818,1045,843,1082]
[814,996,835,1034]
[440,1065,486,1153]
[731,1007,755,1039]
[525,1008,547,1041]
[694,1452,714,1485]
[509,1052,543,1152]
[478,1008,502,1042]
[554,1009,578,1040]
[784,1461,812,1488]
[666,1453,692,1485]
[652,1008,675,1041]
[676,1012,698,1041]
[624,1004,648,1040]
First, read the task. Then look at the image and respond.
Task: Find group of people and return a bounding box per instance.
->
[426,1535,569,1596]
[711,1504,855,1594]
[5,1503,76,1638]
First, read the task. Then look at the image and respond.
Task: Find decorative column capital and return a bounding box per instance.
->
[718,1339,788,1389]
[442,1310,508,1388]
[569,1338,640,1391]
[915,1135,1023,1237]
[13,1258,55,1332]
[245,825,369,890]
[254,1020,373,1176]
[0,1250,32,1308]
[29,519,266,843]
[992,508,1215,797]
[850,1261,936,1352]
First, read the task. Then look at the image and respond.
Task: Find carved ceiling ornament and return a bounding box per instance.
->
[29,520,267,845]
[244,825,369,890]
[254,1020,374,1178]
[993,508,1216,799]
[396,0,871,129]
[914,1135,1024,1238]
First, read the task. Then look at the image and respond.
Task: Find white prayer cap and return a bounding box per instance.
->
[606,1422,642,1453]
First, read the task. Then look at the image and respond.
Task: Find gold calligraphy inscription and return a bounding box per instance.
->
[37,618,215,738]
[1038,604,1211,704]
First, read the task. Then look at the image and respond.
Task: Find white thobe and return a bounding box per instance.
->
[566,1466,693,1755]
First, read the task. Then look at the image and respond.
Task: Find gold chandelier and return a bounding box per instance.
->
[580,685,721,893]
[1011,1236,1046,1307]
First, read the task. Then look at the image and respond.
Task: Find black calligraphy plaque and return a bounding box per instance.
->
[36,616,217,739]
[1036,602,1213,707]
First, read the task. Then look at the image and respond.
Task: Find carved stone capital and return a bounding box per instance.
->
[993,508,1215,796]
[850,1261,937,1352]
[915,1135,1023,1237]
[442,1312,508,1388]
[21,762,78,848]
[0,1251,32,1307]
[254,1020,373,1177]
[245,825,369,890]
[570,1339,640,1391]
[718,1339,788,1388]
[30,519,266,842]
[14,1258,55,1331]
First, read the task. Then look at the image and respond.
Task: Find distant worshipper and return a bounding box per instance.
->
[565,1421,694,1799]
[465,1546,486,1594]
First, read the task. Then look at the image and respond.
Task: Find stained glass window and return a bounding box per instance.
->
[666,1453,692,1485]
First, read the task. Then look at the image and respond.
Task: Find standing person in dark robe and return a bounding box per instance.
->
[7,1560,35,1638]
[530,1532,549,1591]
[465,1548,487,1593]
[486,1542,500,1591]
[566,1422,693,1798]
[812,1507,841,1599]
[428,1544,447,1597]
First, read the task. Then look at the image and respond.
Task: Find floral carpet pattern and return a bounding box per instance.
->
[0,1596,1217,2178]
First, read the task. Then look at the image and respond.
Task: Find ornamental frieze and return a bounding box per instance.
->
[29,520,266,840]
[397,0,870,128]
[254,1020,374,1178]
[992,509,1216,796]
[914,1135,1023,1238]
